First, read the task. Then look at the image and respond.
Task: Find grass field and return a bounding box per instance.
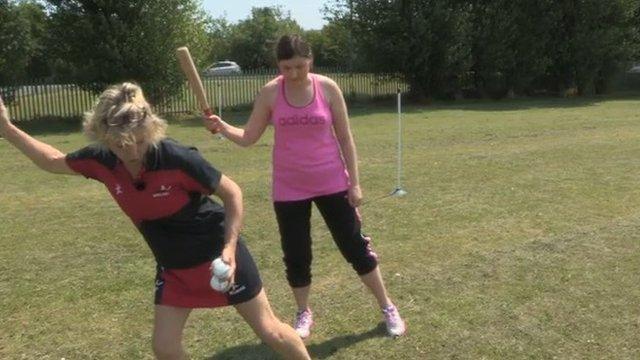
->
[1,96,640,359]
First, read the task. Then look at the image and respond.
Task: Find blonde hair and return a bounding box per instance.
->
[83,82,167,146]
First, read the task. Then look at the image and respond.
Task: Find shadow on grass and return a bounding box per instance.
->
[10,92,640,136]
[206,323,386,360]
[166,111,251,129]
[9,116,83,136]
[167,93,640,130]
[347,94,622,114]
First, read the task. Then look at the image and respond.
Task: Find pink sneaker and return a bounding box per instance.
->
[293,308,314,339]
[382,304,406,337]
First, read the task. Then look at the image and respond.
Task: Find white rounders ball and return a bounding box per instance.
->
[212,257,231,279]
[210,274,230,292]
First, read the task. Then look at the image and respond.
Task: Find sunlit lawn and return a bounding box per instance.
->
[1,96,639,359]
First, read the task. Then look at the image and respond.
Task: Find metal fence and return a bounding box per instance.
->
[1,68,407,122]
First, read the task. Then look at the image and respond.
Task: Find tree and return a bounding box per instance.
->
[0,0,41,84]
[305,21,354,69]
[634,4,640,60]
[45,0,211,103]
[545,0,637,94]
[17,0,51,79]
[468,0,555,98]
[326,0,471,101]
[206,16,233,64]
[227,7,303,69]
[303,30,329,67]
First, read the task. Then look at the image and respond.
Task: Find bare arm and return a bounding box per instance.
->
[212,174,244,282]
[204,83,274,147]
[0,96,77,175]
[323,78,363,207]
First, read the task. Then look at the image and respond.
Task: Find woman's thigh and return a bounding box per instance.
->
[153,305,192,344]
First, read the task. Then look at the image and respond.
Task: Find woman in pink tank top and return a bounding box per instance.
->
[204,35,406,339]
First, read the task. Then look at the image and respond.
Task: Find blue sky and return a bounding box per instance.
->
[201,0,329,30]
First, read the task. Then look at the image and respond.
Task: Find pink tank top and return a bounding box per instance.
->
[270,74,349,201]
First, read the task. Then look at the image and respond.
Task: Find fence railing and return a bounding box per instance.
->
[1,68,408,122]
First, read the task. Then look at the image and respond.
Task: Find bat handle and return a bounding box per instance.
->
[202,108,219,134]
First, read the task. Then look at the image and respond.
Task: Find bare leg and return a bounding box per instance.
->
[359,266,393,309]
[291,285,311,312]
[235,289,311,360]
[152,305,192,360]
[361,266,407,336]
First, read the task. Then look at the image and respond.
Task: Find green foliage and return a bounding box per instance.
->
[204,6,353,69]
[466,0,637,96]
[3,0,639,101]
[302,29,328,66]
[0,0,46,83]
[305,21,354,68]
[635,3,640,59]
[17,1,50,79]
[45,0,211,104]
[226,7,302,69]
[325,0,639,100]
[334,0,471,100]
[545,0,638,95]
[468,0,555,98]
[205,16,233,63]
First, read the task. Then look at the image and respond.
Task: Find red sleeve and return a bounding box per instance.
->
[65,145,116,181]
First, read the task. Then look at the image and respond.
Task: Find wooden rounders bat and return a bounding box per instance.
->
[176,46,213,117]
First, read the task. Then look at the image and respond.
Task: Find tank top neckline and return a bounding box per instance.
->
[280,74,317,109]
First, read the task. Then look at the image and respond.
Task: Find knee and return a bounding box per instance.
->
[283,252,312,270]
[283,256,312,287]
[255,319,288,347]
[353,256,378,276]
[152,337,184,360]
[342,234,378,275]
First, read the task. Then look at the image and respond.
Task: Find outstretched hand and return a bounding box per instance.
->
[0,95,11,130]
[203,114,227,134]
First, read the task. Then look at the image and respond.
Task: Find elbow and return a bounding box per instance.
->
[336,135,352,149]
[232,181,243,200]
[239,128,264,147]
[39,164,60,174]
[41,153,66,174]
[223,181,243,204]
[239,137,257,147]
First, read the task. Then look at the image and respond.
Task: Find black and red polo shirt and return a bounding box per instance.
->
[66,138,225,269]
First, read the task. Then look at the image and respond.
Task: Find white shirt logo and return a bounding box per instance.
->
[115,184,123,195]
[153,185,172,198]
[228,284,246,296]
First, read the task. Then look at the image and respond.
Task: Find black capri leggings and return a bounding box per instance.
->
[273,190,379,288]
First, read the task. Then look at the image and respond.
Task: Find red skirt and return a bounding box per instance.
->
[154,240,262,308]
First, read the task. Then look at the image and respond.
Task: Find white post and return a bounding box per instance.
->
[217,82,222,118]
[392,87,407,196]
[216,82,224,140]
